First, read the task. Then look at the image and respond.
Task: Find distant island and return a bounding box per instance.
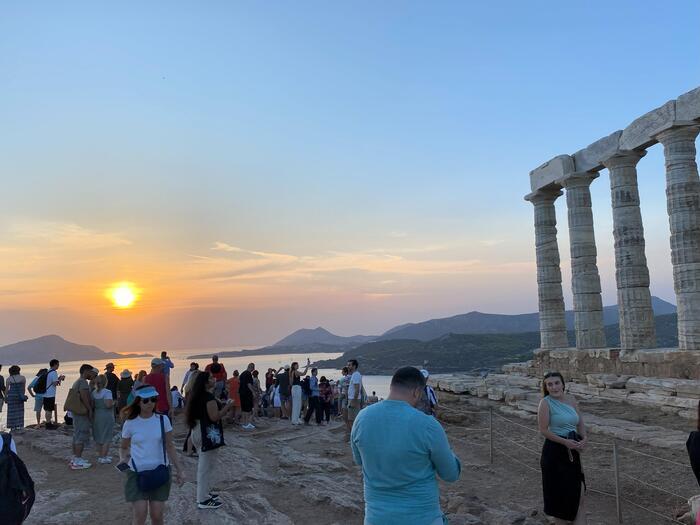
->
[0,335,152,365]
[189,296,677,364]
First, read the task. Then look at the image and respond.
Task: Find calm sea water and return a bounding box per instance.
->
[3,347,391,428]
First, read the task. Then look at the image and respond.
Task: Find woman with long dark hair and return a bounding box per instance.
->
[537,371,587,524]
[185,371,233,509]
[119,385,184,525]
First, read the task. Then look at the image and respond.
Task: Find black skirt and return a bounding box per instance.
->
[541,438,586,521]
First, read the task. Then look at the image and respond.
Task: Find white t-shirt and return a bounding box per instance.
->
[92,389,113,400]
[347,371,362,400]
[122,415,172,471]
[272,386,281,407]
[44,369,59,397]
[171,390,183,407]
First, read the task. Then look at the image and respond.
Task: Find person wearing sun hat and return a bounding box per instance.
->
[120,384,185,522]
[117,369,135,413]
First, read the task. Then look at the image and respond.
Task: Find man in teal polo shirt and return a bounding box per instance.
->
[351,366,461,525]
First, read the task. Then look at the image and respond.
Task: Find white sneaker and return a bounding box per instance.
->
[97,457,112,464]
[70,458,91,470]
[242,423,255,430]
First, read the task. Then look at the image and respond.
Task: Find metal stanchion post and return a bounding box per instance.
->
[612,440,622,523]
[489,408,494,464]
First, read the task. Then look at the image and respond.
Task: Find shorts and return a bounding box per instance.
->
[43,396,56,412]
[72,414,91,445]
[280,393,289,403]
[240,393,253,413]
[34,395,44,412]
[347,400,360,421]
[125,467,172,502]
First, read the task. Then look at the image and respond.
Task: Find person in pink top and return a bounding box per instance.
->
[145,358,172,418]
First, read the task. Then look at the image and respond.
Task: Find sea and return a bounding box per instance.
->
[5,346,391,429]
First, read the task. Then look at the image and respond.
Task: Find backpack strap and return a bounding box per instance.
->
[159,415,167,465]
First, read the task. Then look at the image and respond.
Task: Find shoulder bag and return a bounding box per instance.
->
[131,415,169,492]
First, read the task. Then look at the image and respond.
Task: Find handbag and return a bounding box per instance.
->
[63,387,88,416]
[131,415,169,492]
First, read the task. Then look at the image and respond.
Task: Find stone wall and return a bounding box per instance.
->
[529,347,700,380]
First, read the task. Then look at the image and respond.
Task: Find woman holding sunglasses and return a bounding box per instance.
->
[119,385,184,525]
[537,371,587,524]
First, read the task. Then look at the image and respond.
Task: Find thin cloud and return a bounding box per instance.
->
[8,220,131,249]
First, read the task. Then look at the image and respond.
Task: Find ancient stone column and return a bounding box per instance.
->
[602,151,656,350]
[655,125,700,351]
[561,173,607,349]
[526,189,568,349]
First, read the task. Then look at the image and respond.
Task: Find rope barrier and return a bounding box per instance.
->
[619,472,691,501]
[492,430,542,457]
[490,410,540,433]
[492,448,540,473]
[618,446,693,469]
[619,497,686,524]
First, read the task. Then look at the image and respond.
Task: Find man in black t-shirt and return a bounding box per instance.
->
[238,362,256,430]
[104,363,119,414]
[276,364,291,419]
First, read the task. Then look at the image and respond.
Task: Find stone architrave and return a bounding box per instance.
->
[602,150,656,350]
[560,173,607,349]
[655,125,700,351]
[525,189,568,349]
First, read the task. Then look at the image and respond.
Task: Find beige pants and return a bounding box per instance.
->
[191,422,219,503]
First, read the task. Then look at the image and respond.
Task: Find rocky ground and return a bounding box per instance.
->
[13,388,700,524]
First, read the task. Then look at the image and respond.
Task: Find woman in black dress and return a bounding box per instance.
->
[537,371,587,524]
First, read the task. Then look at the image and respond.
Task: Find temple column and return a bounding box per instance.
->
[655,125,700,350]
[526,188,568,349]
[602,151,656,349]
[561,173,607,349]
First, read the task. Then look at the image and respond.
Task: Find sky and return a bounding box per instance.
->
[1,2,699,351]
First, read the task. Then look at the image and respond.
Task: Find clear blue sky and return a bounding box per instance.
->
[1,2,699,349]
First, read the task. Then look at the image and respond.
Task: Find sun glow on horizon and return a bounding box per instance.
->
[107,282,139,309]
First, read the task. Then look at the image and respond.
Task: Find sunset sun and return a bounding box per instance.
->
[107,282,139,309]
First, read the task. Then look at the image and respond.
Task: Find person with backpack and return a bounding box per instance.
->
[0,432,35,525]
[303,368,322,426]
[119,385,184,524]
[42,359,64,430]
[27,368,48,427]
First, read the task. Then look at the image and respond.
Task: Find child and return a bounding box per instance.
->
[272,379,282,418]
[171,386,184,410]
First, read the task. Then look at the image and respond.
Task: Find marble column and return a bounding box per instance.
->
[602,151,656,350]
[527,189,568,349]
[655,125,700,350]
[561,173,607,349]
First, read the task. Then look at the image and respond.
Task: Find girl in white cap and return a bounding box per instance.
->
[119,385,184,525]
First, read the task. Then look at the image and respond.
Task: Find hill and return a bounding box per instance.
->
[273,327,376,347]
[316,312,680,374]
[380,296,676,341]
[0,335,151,365]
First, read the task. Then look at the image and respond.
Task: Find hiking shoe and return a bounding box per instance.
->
[198,498,223,509]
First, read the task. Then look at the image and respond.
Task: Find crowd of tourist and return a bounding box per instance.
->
[0,352,457,524]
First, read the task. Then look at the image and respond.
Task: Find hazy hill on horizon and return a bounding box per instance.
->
[378,296,676,342]
[0,334,151,365]
[273,327,376,347]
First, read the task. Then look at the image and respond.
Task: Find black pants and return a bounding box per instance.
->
[320,400,331,422]
[304,396,321,424]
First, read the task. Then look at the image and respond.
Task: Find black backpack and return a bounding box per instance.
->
[301,376,311,396]
[33,372,49,395]
[0,433,35,525]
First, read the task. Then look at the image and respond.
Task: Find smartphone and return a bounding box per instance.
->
[115,462,130,473]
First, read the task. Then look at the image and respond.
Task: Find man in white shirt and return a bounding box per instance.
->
[44,359,65,429]
[346,359,362,436]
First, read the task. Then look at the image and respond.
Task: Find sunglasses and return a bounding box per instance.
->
[140,397,158,404]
